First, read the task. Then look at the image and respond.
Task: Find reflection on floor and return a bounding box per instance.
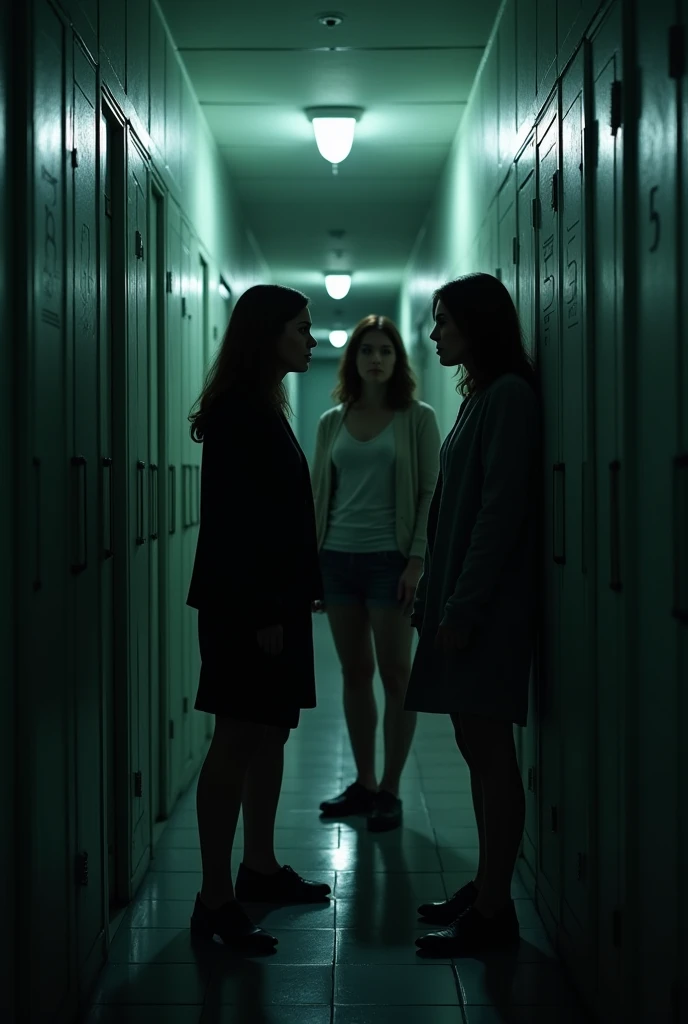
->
[85,617,592,1024]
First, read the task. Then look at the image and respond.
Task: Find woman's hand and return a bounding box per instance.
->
[435,622,472,653]
[256,624,283,656]
[397,556,424,616]
[312,599,326,614]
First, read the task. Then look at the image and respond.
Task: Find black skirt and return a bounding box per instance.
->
[194,602,316,729]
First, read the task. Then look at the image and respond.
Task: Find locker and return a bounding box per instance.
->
[589,8,626,1018]
[99,0,125,90]
[21,3,74,1016]
[558,47,595,976]
[181,222,195,770]
[515,137,538,875]
[558,0,599,71]
[535,101,562,921]
[70,0,98,57]
[166,203,184,805]
[126,133,151,883]
[126,0,151,132]
[498,0,517,170]
[149,187,163,826]
[679,5,688,1020]
[497,170,517,302]
[149,3,166,156]
[164,35,182,186]
[70,38,106,984]
[633,2,682,1018]
[516,0,537,130]
[536,0,557,101]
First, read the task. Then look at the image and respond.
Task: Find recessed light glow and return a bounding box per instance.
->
[306,107,363,169]
[325,274,351,300]
[329,330,348,348]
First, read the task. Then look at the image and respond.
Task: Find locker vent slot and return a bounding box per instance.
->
[134,770,143,798]
[551,170,560,212]
[549,805,559,833]
[527,766,536,793]
[150,464,159,541]
[610,80,622,136]
[183,697,189,715]
[135,230,144,260]
[75,851,89,887]
[669,25,686,80]
[166,270,173,293]
[168,465,177,535]
[531,198,540,229]
[71,148,79,169]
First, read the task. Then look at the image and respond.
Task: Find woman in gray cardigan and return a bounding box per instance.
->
[408,274,540,956]
[311,316,441,831]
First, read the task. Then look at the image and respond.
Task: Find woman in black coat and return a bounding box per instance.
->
[186,284,330,954]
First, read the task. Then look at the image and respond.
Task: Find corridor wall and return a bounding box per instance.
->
[6,0,268,1021]
[400,1,688,1021]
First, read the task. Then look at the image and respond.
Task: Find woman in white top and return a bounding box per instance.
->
[311,315,441,831]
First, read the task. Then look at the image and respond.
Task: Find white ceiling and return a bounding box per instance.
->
[158,0,501,339]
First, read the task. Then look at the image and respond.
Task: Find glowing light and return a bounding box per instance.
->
[218,281,231,300]
[329,330,348,348]
[306,107,363,169]
[325,274,351,300]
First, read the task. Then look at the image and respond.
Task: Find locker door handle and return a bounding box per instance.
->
[150,464,159,541]
[609,460,622,591]
[102,457,114,559]
[136,460,146,546]
[71,455,88,574]
[552,463,566,565]
[168,465,177,535]
[672,454,688,623]
[32,456,42,592]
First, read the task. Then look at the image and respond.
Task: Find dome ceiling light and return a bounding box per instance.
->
[324,274,352,300]
[306,107,363,174]
[329,330,348,348]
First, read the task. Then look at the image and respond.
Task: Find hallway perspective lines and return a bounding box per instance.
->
[84,620,591,1024]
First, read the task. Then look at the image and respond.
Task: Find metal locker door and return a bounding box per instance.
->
[166,206,184,805]
[535,101,563,921]
[148,188,163,828]
[180,223,194,771]
[127,135,151,884]
[515,137,538,878]
[21,3,73,1017]
[589,8,626,1018]
[558,48,595,987]
[497,170,517,303]
[70,39,106,987]
[634,2,682,1019]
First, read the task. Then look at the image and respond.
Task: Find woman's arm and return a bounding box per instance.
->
[442,379,540,629]
[409,405,441,560]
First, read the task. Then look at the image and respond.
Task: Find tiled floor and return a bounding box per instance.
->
[85,618,593,1024]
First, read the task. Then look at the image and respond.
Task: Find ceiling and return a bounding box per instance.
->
[158,0,501,342]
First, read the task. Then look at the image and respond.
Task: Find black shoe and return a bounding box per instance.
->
[415,902,520,956]
[235,863,331,904]
[319,781,377,818]
[190,894,277,953]
[367,790,402,832]
[417,880,477,924]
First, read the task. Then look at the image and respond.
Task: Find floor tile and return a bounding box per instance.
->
[335,964,460,1005]
[456,960,579,1006]
[90,963,209,1005]
[201,1009,330,1024]
[462,1006,593,1023]
[337,928,452,965]
[335,871,445,901]
[85,1008,203,1024]
[206,963,333,1005]
[129,900,196,929]
[334,1010,464,1024]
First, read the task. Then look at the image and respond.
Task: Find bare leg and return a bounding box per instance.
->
[450,713,486,890]
[459,713,525,915]
[241,724,291,875]
[327,604,378,791]
[369,606,416,797]
[197,716,265,909]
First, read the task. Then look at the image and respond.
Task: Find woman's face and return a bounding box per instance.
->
[430,298,469,366]
[276,306,317,374]
[355,329,397,384]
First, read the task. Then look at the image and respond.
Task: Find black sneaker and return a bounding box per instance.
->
[235,863,331,904]
[319,781,377,818]
[417,880,477,924]
[415,901,520,955]
[367,790,402,832]
[190,894,277,953]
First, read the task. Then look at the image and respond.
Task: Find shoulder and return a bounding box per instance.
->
[402,400,437,422]
[486,373,538,407]
[318,404,346,429]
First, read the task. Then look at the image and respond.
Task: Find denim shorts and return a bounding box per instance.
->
[320,549,407,608]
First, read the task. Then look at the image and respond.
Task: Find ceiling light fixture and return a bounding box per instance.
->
[329,330,348,348]
[218,280,231,300]
[325,274,352,300]
[306,107,363,174]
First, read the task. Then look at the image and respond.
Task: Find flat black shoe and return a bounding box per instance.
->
[415,902,520,956]
[367,790,402,832]
[235,863,332,904]
[320,781,377,818]
[190,894,277,953]
[417,880,477,924]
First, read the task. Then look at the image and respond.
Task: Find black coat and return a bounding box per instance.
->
[187,392,323,719]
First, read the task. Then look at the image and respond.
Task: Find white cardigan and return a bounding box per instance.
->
[311,401,441,560]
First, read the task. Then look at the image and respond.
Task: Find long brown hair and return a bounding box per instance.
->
[332,315,416,409]
[433,273,536,398]
[189,284,309,442]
